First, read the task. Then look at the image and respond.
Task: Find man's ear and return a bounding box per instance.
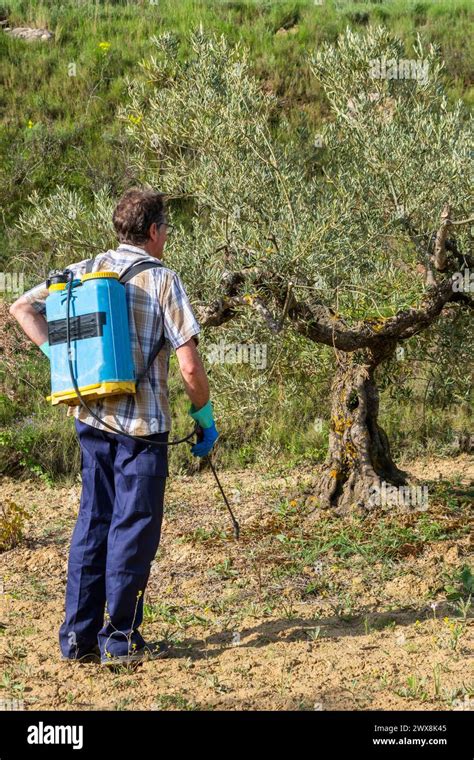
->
[149,222,159,240]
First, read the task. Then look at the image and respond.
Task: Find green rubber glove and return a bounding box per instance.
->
[189,400,219,457]
[39,341,50,359]
[188,399,214,429]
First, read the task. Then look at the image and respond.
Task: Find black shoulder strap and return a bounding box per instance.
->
[118,259,167,387]
[119,258,163,284]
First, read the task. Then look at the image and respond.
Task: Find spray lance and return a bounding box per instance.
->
[54,268,240,539]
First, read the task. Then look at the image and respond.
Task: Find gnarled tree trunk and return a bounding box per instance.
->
[307,343,408,516]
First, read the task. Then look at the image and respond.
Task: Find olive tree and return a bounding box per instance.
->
[17,28,472,514]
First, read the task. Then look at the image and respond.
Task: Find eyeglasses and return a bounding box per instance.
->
[159,222,175,235]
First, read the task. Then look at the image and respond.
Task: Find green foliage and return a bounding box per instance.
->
[0,416,80,479]
[442,564,474,600]
[460,565,474,596]
[309,28,471,316]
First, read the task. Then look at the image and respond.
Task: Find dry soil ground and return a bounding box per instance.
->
[0,454,472,711]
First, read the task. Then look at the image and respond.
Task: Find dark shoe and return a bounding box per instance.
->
[101,641,170,667]
[61,644,101,663]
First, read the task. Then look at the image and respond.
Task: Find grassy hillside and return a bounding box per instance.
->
[1,0,472,261]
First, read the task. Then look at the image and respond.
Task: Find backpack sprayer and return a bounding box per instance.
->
[44,262,240,539]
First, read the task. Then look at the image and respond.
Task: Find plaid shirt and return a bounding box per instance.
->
[23,243,201,435]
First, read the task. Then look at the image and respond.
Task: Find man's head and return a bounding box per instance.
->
[112,188,168,259]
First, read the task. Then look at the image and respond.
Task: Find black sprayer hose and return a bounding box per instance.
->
[65,273,240,539]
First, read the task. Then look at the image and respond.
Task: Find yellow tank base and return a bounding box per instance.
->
[47,381,137,406]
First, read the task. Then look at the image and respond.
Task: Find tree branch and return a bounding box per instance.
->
[432,203,451,271]
[195,264,469,351]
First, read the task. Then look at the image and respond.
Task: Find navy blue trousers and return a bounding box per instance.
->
[59,419,168,659]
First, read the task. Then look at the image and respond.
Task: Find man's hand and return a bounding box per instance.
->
[191,422,219,458]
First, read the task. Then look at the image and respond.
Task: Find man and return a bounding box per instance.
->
[9,188,218,665]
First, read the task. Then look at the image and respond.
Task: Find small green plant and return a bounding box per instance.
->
[446,618,464,651]
[151,694,197,711]
[181,526,227,544]
[396,675,429,701]
[436,616,465,652]
[274,498,299,519]
[142,602,159,624]
[0,671,26,700]
[451,595,471,622]
[442,564,474,600]
[460,565,474,596]
[305,626,321,641]
[303,580,325,597]
[207,558,238,581]
[331,593,356,620]
[114,698,134,710]
[278,598,297,620]
[19,459,54,487]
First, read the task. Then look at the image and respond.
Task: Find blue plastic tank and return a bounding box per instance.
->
[45,272,136,405]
